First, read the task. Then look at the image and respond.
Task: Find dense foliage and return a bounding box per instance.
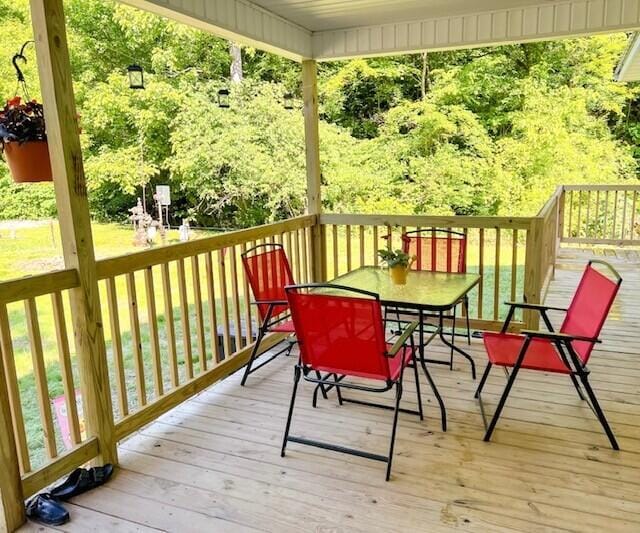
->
[0,0,638,225]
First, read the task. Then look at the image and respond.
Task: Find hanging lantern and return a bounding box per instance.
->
[127,64,144,90]
[284,93,293,110]
[217,88,230,108]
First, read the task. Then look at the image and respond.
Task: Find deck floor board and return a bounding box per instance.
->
[21,246,640,532]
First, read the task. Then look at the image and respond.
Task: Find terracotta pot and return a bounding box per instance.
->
[3,140,53,183]
[389,265,408,285]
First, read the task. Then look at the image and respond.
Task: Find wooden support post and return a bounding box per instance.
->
[523,218,543,330]
[30,0,117,465]
[557,187,566,246]
[0,355,25,532]
[302,60,325,281]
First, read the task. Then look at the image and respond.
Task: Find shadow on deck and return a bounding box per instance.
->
[21,245,640,532]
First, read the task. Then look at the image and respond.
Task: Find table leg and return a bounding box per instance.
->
[438,309,476,380]
[419,309,447,432]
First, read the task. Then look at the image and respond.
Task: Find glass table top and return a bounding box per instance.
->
[326,266,480,311]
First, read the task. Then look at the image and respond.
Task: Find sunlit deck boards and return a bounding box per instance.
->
[20,246,640,532]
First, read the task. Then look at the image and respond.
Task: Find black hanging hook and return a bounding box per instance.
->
[12,40,34,83]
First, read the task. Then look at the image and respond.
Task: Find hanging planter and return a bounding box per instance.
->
[0,96,52,183]
[0,41,52,183]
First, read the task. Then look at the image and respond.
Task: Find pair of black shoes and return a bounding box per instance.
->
[26,464,114,526]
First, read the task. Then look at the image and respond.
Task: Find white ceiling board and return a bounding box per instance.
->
[250,0,548,32]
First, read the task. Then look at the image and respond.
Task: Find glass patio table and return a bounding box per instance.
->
[328,266,481,427]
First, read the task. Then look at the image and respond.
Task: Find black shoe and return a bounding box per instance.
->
[50,464,114,501]
[26,494,69,526]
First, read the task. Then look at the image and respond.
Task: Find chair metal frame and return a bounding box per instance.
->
[281,284,424,481]
[240,243,296,386]
[475,260,622,449]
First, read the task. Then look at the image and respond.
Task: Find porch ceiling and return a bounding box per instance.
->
[119,0,640,61]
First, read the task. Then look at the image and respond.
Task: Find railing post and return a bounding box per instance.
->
[0,355,25,532]
[557,187,566,245]
[523,218,543,330]
[302,59,326,282]
[30,0,117,465]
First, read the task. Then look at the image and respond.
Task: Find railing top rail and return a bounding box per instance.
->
[96,214,315,279]
[319,213,535,230]
[536,186,563,219]
[0,269,79,304]
[562,184,640,191]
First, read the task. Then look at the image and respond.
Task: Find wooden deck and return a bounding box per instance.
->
[21,246,640,532]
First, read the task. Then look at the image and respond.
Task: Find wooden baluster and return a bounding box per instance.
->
[144,267,164,396]
[240,242,254,343]
[620,191,628,240]
[229,246,244,351]
[372,226,379,265]
[612,190,619,240]
[511,230,518,303]
[24,298,57,458]
[218,249,232,358]
[293,230,302,282]
[126,273,147,406]
[594,190,600,238]
[478,229,484,320]
[493,229,501,321]
[177,259,193,379]
[603,190,609,239]
[631,191,638,242]
[0,304,30,473]
[359,225,365,267]
[106,277,128,416]
[51,291,81,445]
[299,230,309,284]
[576,191,582,239]
[190,256,207,373]
[567,190,574,237]
[585,191,591,239]
[331,225,338,278]
[345,225,352,272]
[205,252,222,364]
[161,263,179,388]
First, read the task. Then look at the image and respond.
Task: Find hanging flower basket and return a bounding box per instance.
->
[0,96,52,183]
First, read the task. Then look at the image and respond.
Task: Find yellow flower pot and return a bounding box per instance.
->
[389,265,409,285]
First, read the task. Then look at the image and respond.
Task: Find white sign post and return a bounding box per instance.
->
[155,185,171,226]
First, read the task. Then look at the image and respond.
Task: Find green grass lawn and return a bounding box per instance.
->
[2,221,525,469]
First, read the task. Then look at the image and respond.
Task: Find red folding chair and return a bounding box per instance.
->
[475,260,622,449]
[240,243,296,385]
[281,284,429,481]
[389,228,471,372]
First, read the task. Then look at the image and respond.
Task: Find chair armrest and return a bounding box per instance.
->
[505,302,567,312]
[386,321,419,357]
[521,330,601,344]
[251,299,288,306]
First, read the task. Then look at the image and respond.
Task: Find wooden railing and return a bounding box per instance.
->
[561,184,640,245]
[0,215,314,507]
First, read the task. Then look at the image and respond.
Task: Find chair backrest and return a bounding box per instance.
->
[402,229,466,273]
[242,243,294,321]
[560,260,621,364]
[286,284,392,381]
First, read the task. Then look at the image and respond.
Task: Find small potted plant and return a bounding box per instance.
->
[0,96,52,183]
[378,249,416,285]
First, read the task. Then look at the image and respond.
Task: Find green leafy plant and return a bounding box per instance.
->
[378,249,413,268]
